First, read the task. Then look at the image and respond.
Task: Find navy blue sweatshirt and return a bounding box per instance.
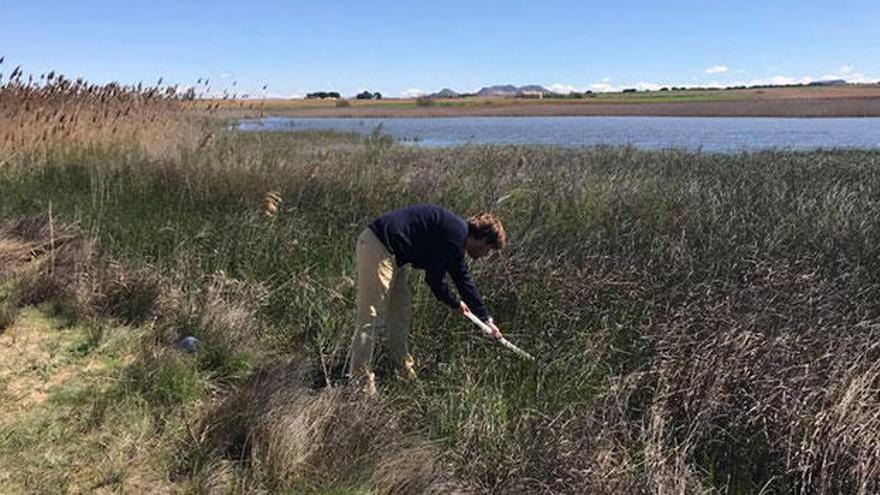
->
[369,204,492,322]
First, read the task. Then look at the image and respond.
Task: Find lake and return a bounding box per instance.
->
[236,116,880,152]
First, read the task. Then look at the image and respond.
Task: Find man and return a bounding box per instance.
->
[349,204,506,395]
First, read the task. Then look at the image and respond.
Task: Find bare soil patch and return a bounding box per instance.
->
[0,310,79,417]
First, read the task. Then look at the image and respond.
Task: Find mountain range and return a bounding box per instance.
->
[430,84,556,98]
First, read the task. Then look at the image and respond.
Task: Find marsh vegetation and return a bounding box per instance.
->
[2,65,880,493]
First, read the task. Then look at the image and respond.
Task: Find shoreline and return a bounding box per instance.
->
[211,86,880,119]
[255,98,880,118]
[242,112,880,120]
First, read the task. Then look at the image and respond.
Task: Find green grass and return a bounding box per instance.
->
[254,90,784,113]
[0,307,178,493]
[2,129,880,492]
[254,89,754,115]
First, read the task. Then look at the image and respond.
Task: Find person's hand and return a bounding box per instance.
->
[459,301,471,315]
[487,321,503,340]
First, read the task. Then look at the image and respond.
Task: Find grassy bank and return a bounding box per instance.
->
[217,84,880,118]
[2,73,880,493]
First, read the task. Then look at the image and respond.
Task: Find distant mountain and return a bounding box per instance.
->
[475,85,519,96]
[518,85,551,93]
[808,79,847,86]
[432,88,460,98]
[475,84,554,96]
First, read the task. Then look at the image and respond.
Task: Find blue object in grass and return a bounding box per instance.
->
[176,336,200,353]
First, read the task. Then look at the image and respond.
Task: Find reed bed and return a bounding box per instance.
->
[0,60,225,161]
[1,65,880,493]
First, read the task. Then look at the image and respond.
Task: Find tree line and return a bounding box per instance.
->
[305,91,383,100]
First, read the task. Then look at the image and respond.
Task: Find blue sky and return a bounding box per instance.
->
[3,0,878,98]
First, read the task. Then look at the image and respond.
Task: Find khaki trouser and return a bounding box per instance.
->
[348,228,413,380]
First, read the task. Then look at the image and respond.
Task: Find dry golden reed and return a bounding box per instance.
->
[0,58,223,161]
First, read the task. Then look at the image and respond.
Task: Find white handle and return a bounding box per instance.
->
[464,311,535,361]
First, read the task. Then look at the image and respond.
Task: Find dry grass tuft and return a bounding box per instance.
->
[0,294,18,331]
[195,361,466,492]
[370,445,471,494]
[800,349,880,493]
[96,265,162,326]
[152,272,262,332]
[0,215,164,327]
[0,216,93,319]
[0,215,81,275]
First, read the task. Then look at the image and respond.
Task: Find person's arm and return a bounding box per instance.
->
[458,300,502,340]
[448,256,492,323]
[425,265,461,309]
[426,256,502,339]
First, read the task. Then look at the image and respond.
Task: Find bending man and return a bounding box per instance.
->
[349,204,506,395]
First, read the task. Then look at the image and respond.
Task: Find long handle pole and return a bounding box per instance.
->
[464,311,535,361]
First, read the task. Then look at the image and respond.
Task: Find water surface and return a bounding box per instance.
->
[237,116,880,152]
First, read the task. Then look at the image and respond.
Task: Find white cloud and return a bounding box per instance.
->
[704,65,729,74]
[818,65,878,83]
[589,82,617,92]
[265,92,300,99]
[818,73,843,81]
[549,83,579,94]
[219,73,233,79]
[200,88,243,98]
[635,81,664,91]
[574,67,880,96]
[587,81,666,93]
[751,75,813,86]
[400,88,425,98]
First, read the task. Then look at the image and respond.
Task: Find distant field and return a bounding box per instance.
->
[212,84,880,118]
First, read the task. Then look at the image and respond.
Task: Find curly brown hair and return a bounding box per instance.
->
[467,212,506,249]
